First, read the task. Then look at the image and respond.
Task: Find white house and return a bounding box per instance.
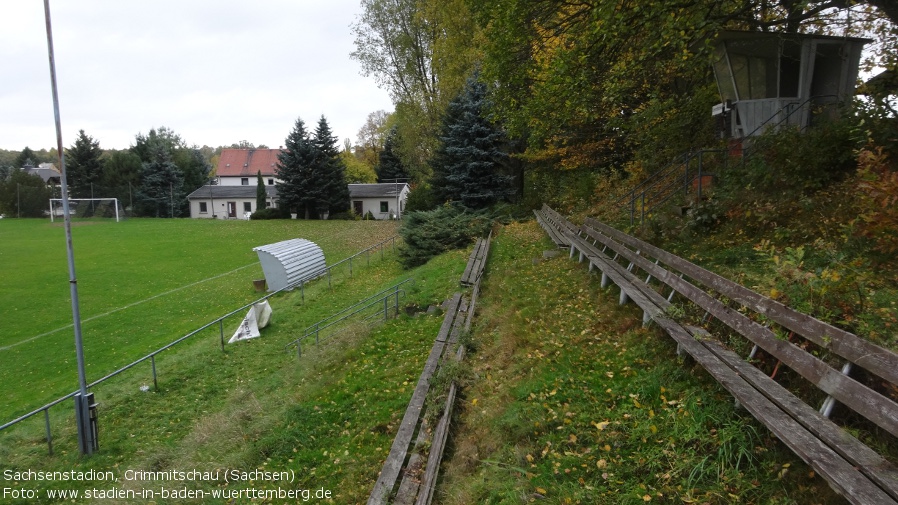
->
[187,185,278,219]
[187,148,281,219]
[349,183,410,220]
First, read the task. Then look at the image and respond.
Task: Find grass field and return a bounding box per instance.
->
[0,216,467,504]
[0,217,398,417]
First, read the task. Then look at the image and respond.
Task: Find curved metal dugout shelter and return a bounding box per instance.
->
[253,239,326,292]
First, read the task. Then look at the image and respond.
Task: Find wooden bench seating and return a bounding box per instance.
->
[533,205,570,248]
[461,233,491,287]
[537,205,898,505]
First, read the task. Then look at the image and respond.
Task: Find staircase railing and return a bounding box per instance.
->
[621,149,728,225]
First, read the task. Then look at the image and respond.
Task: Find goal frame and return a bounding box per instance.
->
[49,198,124,222]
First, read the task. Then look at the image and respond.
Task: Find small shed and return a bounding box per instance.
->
[253,239,326,292]
[711,30,869,138]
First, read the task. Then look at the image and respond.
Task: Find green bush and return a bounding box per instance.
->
[405,183,437,212]
[732,112,862,193]
[250,207,290,220]
[399,205,493,268]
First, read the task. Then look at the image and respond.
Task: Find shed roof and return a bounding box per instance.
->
[216,148,283,178]
[187,185,278,200]
[348,183,409,198]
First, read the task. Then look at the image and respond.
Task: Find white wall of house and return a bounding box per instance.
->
[189,198,274,219]
[351,187,410,220]
[218,176,279,187]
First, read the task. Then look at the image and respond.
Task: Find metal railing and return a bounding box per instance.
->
[624,149,728,225]
[284,279,414,357]
[0,234,401,454]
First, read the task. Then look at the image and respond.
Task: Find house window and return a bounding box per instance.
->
[380,201,389,213]
[199,202,208,213]
[268,178,274,185]
[266,201,272,208]
[244,202,252,212]
[241,178,249,185]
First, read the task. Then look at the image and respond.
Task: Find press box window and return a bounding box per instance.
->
[244,202,252,212]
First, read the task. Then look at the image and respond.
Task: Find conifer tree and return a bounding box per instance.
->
[276,117,316,218]
[256,170,266,213]
[311,116,349,217]
[376,126,409,183]
[65,130,104,198]
[136,143,184,217]
[431,76,513,209]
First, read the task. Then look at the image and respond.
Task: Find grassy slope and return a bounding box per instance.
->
[436,221,846,505]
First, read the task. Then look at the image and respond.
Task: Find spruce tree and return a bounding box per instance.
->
[431,76,513,209]
[376,126,409,183]
[311,116,349,217]
[65,130,104,198]
[276,117,316,218]
[136,144,184,217]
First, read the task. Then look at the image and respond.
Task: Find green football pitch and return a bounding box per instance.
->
[0,217,398,417]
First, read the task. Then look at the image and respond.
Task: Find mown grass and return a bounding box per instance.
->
[436,221,846,505]
[1,217,469,503]
[0,218,397,416]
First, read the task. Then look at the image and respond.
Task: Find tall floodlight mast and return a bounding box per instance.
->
[43,0,95,455]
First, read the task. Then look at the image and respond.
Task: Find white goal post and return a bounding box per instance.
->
[49,198,125,222]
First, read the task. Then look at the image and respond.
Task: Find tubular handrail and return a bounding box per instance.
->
[284,286,407,355]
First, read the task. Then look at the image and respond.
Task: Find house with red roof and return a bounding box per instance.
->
[188,148,281,218]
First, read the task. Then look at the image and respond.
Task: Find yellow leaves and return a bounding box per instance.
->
[596,458,607,469]
[568,434,578,444]
[593,420,610,431]
[536,487,548,495]
[526,454,534,463]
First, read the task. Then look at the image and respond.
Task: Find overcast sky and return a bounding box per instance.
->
[0,0,395,152]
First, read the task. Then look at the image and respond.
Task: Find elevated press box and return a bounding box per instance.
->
[253,238,326,292]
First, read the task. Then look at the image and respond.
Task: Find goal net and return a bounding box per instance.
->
[49,198,126,222]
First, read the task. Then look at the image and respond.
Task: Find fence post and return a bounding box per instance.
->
[151,355,158,390]
[697,151,704,201]
[219,320,224,351]
[350,257,353,277]
[328,268,332,289]
[384,297,389,321]
[316,323,320,345]
[301,280,305,303]
[395,289,400,317]
[44,409,53,456]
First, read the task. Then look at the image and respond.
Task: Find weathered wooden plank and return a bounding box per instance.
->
[368,294,463,505]
[460,239,483,285]
[416,382,458,505]
[393,424,430,505]
[669,327,898,505]
[584,216,898,387]
[698,334,898,502]
[564,232,662,319]
[534,211,569,247]
[579,223,898,438]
